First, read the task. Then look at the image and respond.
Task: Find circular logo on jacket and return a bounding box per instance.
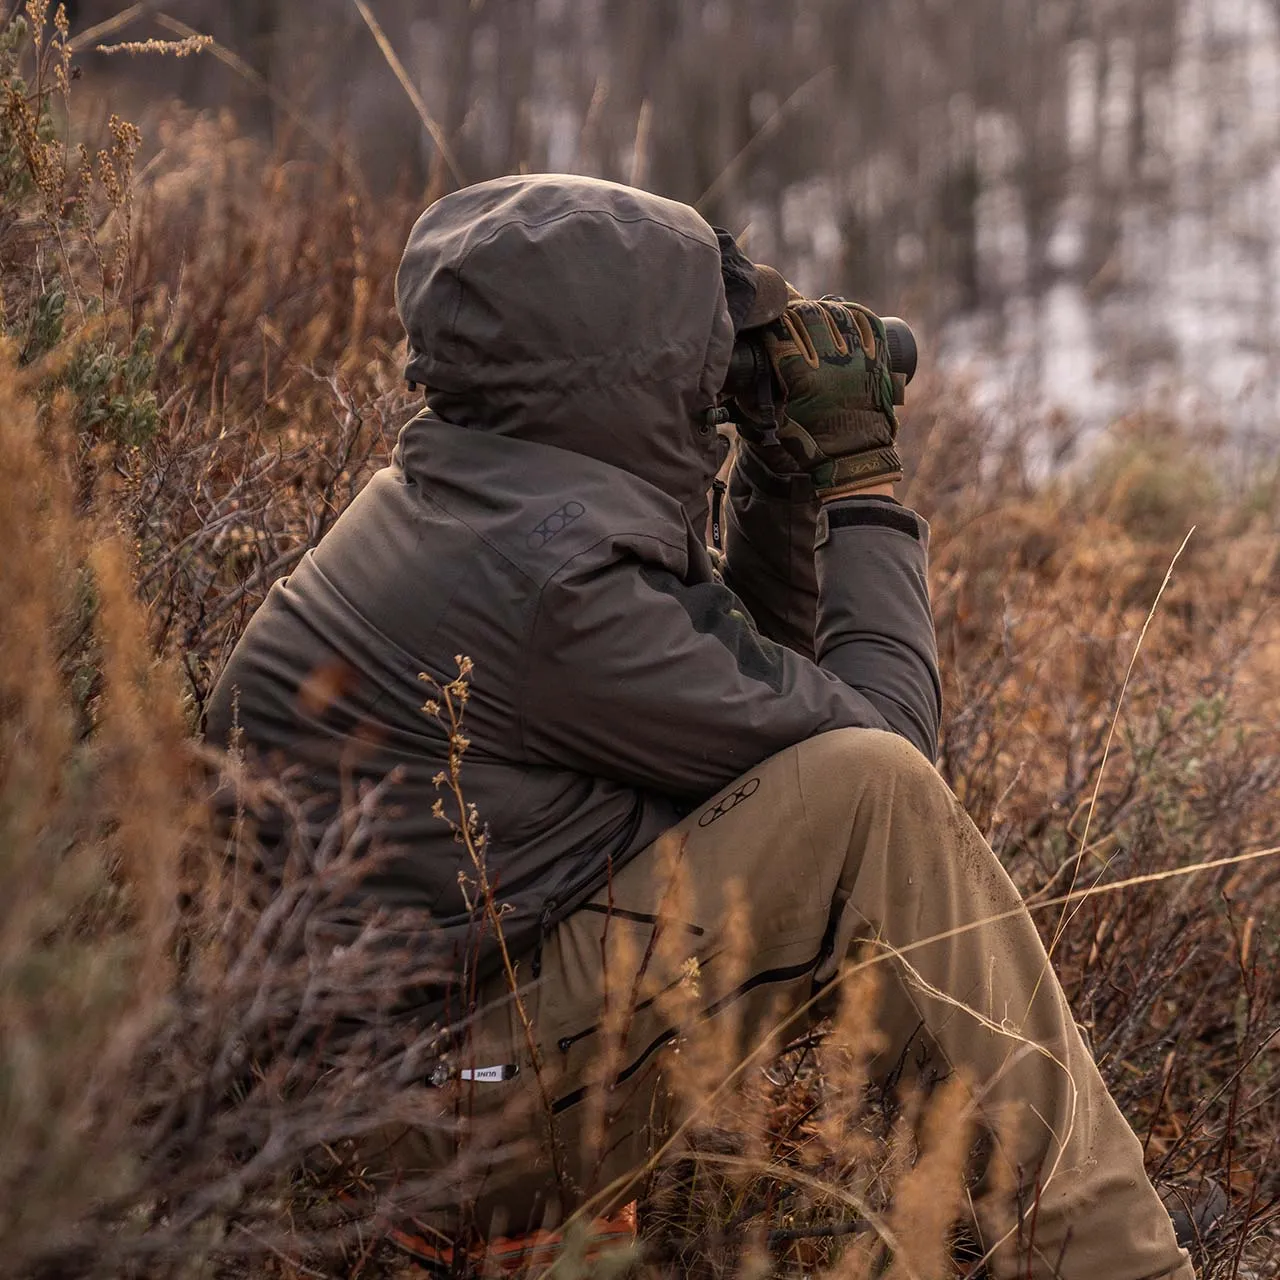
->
[527,501,586,550]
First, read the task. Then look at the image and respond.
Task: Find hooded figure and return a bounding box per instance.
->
[207,172,931,988]
[206,174,939,985]
[206,177,1196,1280]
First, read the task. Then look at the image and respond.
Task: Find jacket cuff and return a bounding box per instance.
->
[818,496,928,545]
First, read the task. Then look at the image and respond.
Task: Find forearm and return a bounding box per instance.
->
[813,496,942,760]
[720,445,821,659]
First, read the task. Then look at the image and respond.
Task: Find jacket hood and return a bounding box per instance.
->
[395,174,735,526]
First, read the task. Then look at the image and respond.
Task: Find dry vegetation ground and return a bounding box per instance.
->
[2,8,1279,1278]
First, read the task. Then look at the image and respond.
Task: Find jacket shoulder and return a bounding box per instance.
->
[396,416,694,585]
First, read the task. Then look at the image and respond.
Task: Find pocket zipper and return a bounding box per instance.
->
[711,477,728,551]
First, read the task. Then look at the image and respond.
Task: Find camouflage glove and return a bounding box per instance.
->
[757,298,902,500]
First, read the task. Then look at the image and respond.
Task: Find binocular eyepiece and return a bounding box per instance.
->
[881,318,919,384]
[722,315,919,404]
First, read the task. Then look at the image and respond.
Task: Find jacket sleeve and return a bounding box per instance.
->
[522,498,941,798]
[815,498,942,759]
[719,445,822,659]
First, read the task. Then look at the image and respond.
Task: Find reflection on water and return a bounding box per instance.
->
[70,0,1280,445]
[940,0,1280,443]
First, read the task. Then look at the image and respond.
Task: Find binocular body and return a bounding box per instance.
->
[722,316,918,405]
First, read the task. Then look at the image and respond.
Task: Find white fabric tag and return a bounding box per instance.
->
[459,1064,518,1083]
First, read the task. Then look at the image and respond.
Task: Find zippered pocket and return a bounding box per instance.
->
[577,902,706,936]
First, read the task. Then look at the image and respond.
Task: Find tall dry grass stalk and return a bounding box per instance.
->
[0,342,186,1270]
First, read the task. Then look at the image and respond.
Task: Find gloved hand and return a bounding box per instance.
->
[741,298,902,501]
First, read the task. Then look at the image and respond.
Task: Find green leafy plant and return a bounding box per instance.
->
[61,324,159,444]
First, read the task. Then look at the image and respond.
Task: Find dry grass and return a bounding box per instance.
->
[1,7,1279,1278]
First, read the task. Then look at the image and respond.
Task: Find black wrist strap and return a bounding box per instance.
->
[825,501,921,540]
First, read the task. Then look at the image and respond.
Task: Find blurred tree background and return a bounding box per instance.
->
[64,0,1280,437]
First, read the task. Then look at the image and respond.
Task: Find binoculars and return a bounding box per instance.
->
[722,314,919,407]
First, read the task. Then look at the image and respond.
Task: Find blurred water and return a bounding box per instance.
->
[937,0,1280,446]
[69,0,1280,449]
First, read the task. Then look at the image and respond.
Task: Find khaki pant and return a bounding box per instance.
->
[376,729,1192,1280]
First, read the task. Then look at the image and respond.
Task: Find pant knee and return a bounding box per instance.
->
[803,727,942,793]
[797,727,967,871]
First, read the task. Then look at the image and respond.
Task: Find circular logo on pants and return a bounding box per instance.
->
[698,776,761,826]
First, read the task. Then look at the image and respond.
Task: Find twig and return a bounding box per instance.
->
[1043,528,1196,971]
[193,545,306,636]
[696,67,835,213]
[67,2,155,51]
[349,0,466,189]
[422,661,565,1186]
[150,10,367,193]
[629,98,652,188]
